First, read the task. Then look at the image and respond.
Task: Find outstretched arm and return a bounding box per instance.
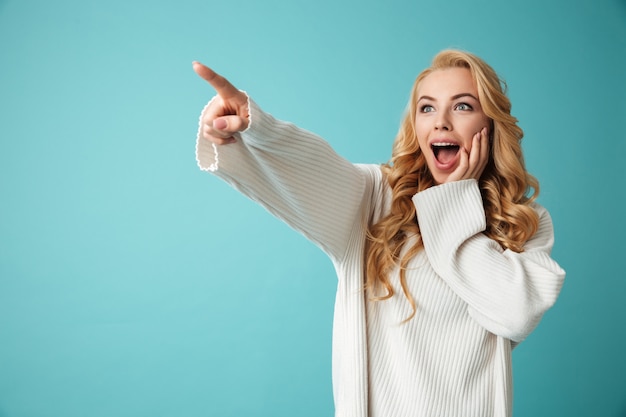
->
[192,63,368,262]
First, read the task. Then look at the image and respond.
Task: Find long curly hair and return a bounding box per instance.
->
[365,50,540,320]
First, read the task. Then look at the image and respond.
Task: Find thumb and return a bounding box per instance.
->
[213,115,249,133]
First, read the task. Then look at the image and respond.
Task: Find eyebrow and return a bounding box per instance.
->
[417,93,479,102]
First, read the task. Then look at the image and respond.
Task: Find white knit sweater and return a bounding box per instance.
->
[196,97,565,417]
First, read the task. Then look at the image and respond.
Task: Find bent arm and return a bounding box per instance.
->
[197,96,366,262]
[412,179,565,343]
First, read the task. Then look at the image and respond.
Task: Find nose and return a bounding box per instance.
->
[434,111,452,131]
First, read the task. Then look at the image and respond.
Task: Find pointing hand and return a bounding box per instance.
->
[193,62,249,145]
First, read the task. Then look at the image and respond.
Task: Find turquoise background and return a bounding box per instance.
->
[1,0,625,416]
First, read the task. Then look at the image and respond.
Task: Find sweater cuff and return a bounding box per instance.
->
[412,180,486,250]
[195,92,252,172]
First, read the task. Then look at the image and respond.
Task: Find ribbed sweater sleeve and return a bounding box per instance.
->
[412,179,565,343]
[196,96,366,262]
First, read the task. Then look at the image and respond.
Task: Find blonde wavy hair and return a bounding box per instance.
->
[366,49,540,320]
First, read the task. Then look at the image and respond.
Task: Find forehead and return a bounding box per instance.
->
[417,67,477,98]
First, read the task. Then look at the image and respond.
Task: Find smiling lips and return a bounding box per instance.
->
[431,142,461,169]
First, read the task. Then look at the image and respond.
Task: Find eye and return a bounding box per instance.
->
[420,105,435,113]
[455,102,473,111]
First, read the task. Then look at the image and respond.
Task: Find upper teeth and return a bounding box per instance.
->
[432,142,456,147]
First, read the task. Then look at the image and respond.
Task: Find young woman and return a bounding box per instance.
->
[192,50,565,417]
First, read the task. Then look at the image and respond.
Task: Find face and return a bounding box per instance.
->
[414,67,491,184]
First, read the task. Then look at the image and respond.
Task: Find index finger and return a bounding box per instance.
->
[192,61,240,99]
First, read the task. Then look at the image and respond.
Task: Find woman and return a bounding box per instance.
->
[192,50,565,417]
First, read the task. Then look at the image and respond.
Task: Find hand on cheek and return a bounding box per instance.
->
[447,127,490,183]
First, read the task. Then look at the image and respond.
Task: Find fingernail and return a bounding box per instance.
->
[213,119,227,130]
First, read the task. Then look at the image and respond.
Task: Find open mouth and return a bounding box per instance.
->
[431,143,460,164]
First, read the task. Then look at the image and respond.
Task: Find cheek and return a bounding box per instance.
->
[471,116,489,131]
[414,120,429,149]
[416,132,429,152]
[480,114,492,131]
[464,118,490,142]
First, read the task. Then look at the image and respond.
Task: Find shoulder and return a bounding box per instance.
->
[354,164,392,223]
[528,201,552,223]
[354,164,389,196]
[355,163,383,180]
